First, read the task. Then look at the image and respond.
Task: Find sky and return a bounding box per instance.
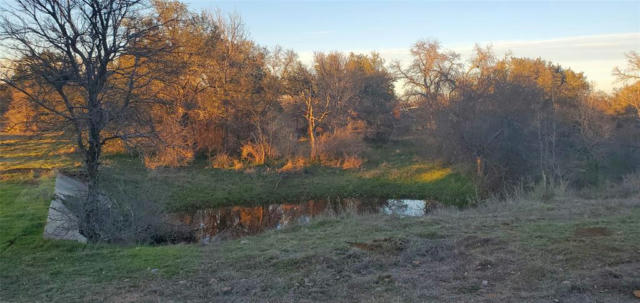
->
[185,0,640,92]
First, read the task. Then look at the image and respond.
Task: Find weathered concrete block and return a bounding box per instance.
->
[43,174,88,243]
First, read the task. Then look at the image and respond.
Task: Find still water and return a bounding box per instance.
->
[177,198,435,241]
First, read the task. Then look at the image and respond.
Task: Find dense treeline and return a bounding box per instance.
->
[394,42,640,190]
[135,1,397,169]
[1,0,639,194]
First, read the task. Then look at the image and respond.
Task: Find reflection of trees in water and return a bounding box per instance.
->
[183,197,400,240]
[357,198,387,214]
[384,199,409,214]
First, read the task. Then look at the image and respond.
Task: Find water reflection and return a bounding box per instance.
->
[383,199,427,217]
[178,198,431,241]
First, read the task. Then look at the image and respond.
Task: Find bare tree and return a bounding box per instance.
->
[392,40,461,108]
[286,63,325,161]
[613,51,640,118]
[0,0,165,239]
[299,52,360,160]
[613,51,640,82]
[266,46,298,80]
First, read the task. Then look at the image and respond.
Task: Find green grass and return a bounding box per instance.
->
[0,181,200,301]
[1,132,475,211]
[2,134,639,302]
[0,134,474,300]
[2,177,640,301]
[100,142,475,212]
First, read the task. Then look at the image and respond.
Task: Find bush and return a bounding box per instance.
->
[340,155,364,170]
[577,172,640,199]
[278,157,307,173]
[316,122,368,162]
[211,153,241,169]
[241,141,277,166]
[64,175,193,244]
[612,173,640,198]
[144,145,193,169]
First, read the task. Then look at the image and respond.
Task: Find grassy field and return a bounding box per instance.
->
[0,180,201,301]
[1,133,475,210]
[100,147,474,212]
[1,134,639,302]
[1,178,639,302]
[0,133,80,181]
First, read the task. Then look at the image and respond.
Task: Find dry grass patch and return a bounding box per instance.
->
[347,237,408,255]
[278,157,307,173]
[339,155,364,170]
[0,133,80,180]
[210,153,243,170]
[573,226,613,237]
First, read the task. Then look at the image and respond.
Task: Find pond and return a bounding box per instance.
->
[45,174,442,244]
[177,198,440,242]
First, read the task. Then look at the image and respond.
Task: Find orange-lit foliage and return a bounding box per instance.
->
[144,145,194,169]
[144,1,279,168]
[339,155,364,170]
[211,153,234,169]
[3,0,636,189]
[3,90,39,134]
[241,141,276,166]
[278,157,307,173]
[279,52,394,162]
[611,82,640,117]
[2,73,70,135]
[316,121,368,163]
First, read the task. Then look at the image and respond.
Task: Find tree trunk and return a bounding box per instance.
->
[475,155,484,177]
[83,112,103,240]
[307,113,316,161]
[306,95,317,161]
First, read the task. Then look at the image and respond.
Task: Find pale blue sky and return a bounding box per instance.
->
[186,0,640,91]
[188,1,638,51]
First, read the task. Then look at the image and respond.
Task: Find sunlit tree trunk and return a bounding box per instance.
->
[475,156,484,177]
[305,95,317,161]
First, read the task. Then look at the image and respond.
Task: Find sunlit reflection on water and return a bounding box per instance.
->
[383,199,427,216]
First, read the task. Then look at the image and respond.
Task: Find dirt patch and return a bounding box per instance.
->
[574,227,612,237]
[457,235,504,250]
[105,292,149,303]
[347,237,408,255]
[475,259,494,271]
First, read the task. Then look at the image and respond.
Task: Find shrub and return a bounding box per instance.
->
[578,172,640,199]
[278,157,307,173]
[64,176,193,244]
[241,141,278,166]
[340,155,364,170]
[144,146,193,169]
[211,153,234,169]
[316,122,368,161]
[211,153,244,170]
[611,173,640,198]
[241,142,266,165]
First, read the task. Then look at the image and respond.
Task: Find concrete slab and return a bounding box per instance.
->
[43,174,88,243]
